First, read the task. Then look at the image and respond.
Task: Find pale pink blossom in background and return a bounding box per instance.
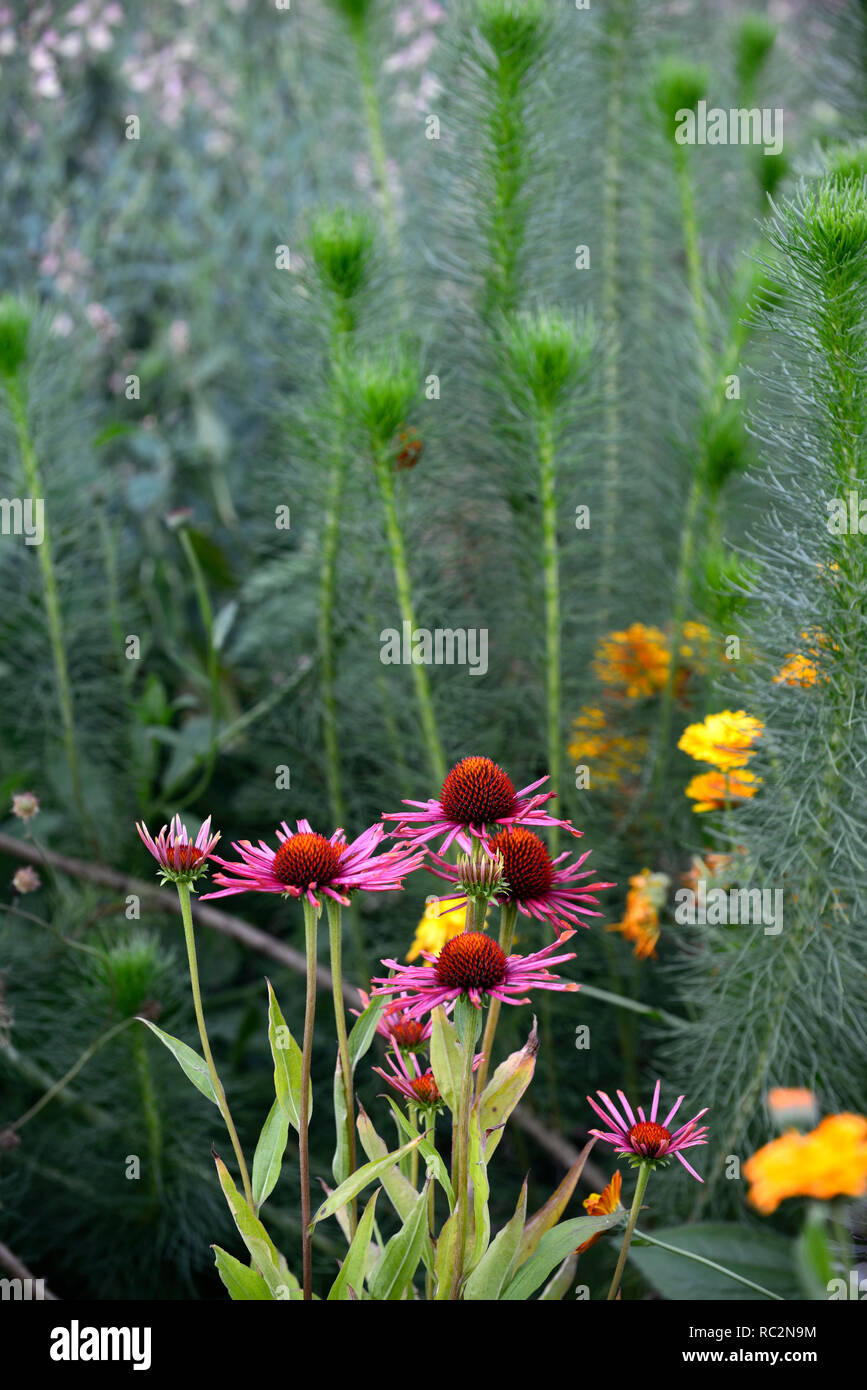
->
[85,22,113,52]
[168,319,190,355]
[12,866,41,895]
[11,792,40,822]
[0,30,16,55]
[51,312,74,337]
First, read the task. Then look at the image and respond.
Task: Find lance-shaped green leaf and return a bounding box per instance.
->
[539,1252,578,1300]
[138,1018,219,1106]
[212,1245,273,1301]
[369,1182,431,1300]
[348,995,383,1070]
[501,1210,625,1301]
[310,1133,424,1231]
[463,1178,527,1300]
[356,1104,421,1222]
[477,1018,538,1160]
[385,1097,454,1209]
[433,1207,460,1300]
[429,1005,463,1113]
[266,979,305,1130]
[328,1188,380,1301]
[514,1137,597,1269]
[252,1098,290,1210]
[214,1153,301,1300]
[465,1109,490,1276]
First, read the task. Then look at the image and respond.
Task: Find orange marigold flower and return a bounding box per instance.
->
[568,705,647,787]
[685,769,760,813]
[577,1170,623,1252]
[594,623,670,700]
[680,852,738,893]
[774,652,820,688]
[744,1113,867,1214]
[678,709,764,771]
[767,1088,819,1129]
[607,868,669,959]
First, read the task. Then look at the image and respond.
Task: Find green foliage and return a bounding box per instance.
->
[0,294,31,380]
[342,348,419,449]
[733,13,778,93]
[501,308,596,410]
[652,57,709,132]
[307,207,375,306]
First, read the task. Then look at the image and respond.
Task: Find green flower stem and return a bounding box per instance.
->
[475,901,518,1096]
[350,14,404,291]
[426,1113,437,1301]
[299,896,320,1301]
[130,1025,164,1198]
[176,881,254,1211]
[6,380,96,850]
[538,404,562,858]
[451,1000,480,1300]
[176,526,220,807]
[607,1161,651,1300]
[372,443,446,784]
[319,314,351,833]
[326,897,357,1237]
[10,1017,134,1132]
[633,1227,784,1301]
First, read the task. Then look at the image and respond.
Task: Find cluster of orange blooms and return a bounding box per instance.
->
[678,709,764,813]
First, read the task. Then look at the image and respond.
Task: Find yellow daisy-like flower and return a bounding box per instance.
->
[774,652,820,688]
[607,868,669,960]
[685,768,760,813]
[593,623,670,700]
[406,899,467,963]
[678,709,764,771]
[577,1170,623,1252]
[568,705,647,788]
[744,1113,867,1215]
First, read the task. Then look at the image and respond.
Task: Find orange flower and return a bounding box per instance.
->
[678,709,764,771]
[681,852,737,893]
[568,705,647,788]
[577,1171,623,1252]
[767,1088,819,1129]
[685,769,760,813]
[594,624,670,700]
[744,1113,867,1214]
[774,652,819,688]
[607,869,669,959]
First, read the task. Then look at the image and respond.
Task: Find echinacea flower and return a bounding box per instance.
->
[594,623,670,699]
[685,768,760,813]
[426,826,614,935]
[407,898,468,962]
[607,868,669,960]
[355,989,433,1051]
[136,814,221,886]
[384,755,579,854]
[587,1080,709,1181]
[678,709,764,771]
[203,819,425,908]
[373,1049,444,1110]
[577,1170,623,1252]
[743,1113,867,1214]
[372,929,579,1020]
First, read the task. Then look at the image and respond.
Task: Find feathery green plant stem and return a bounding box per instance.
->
[130,1025,164,1198]
[607,1161,651,1300]
[10,1017,133,1132]
[475,900,518,1095]
[598,18,627,631]
[326,897,357,1237]
[176,881,254,1210]
[176,526,220,807]
[372,443,446,784]
[349,15,404,288]
[299,896,320,1301]
[538,405,562,858]
[319,318,351,832]
[7,381,96,849]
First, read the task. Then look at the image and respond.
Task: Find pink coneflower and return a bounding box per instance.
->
[587,1080,709,1182]
[136,814,221,886]
[372,929,579,1020]
[384,755,580,854]
[427,825,614,935]
[355,989,433,1052]
[202,819,425,908]
[373,1045,483,1110]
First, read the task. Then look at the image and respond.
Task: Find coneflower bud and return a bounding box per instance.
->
[455,849,507,901]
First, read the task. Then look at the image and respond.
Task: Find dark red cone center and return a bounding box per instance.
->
[435,931,507,993]
[439,756,517,825]
[272,832,342,889]
[627,1121,671,1157]
[488,826,554,900]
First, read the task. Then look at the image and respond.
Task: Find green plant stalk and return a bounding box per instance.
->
[177,526,220,807]
[475,901,519,1095]
[372,443,446,784]
[326,897,357,1237]
[538,405,562,858]
[483,64,527,320]
[633,1227,784,1300]
[299,896,320,1301]
[130,1025,164,1198]
[451,1003,480,1300]
[10,1017,134,1131]
[7,381,96,849]
[607,1161,651,1300]
[350,13,404,287]
[176,882,253,1210]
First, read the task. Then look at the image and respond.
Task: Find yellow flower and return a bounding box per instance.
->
[607,868,669,959]
[774,652,819,688]
[678,621,712,669]
[593,623,670,699]
[577,1170,623,1252]
[678,709,764,771]
[406,900,467,963]
[568,705,647,788]
[685,768,760,813]
[744,1113,867,1214]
